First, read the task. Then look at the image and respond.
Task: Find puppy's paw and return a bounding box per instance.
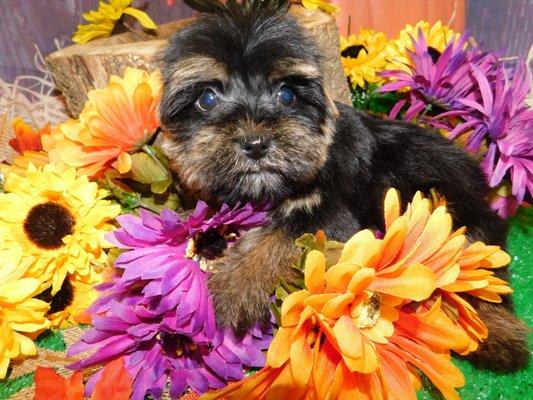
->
[467,302,530,372]
[208,266,271,335]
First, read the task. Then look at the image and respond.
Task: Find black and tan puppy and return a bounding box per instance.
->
[160,2,529,371]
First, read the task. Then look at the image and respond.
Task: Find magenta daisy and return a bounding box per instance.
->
[69,300,271,400]
[450,62,533,208]
[380,31,495,122]
[68,202,271,399]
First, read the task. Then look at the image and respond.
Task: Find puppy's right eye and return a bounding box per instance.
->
[197,88,219,112]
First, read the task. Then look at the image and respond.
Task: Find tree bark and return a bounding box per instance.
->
[45,5,350,117]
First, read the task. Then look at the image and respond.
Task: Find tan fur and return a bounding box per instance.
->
[208,227,301,332]
[277,189,322,217]
[169,55,228,91]
[270,58,321,81]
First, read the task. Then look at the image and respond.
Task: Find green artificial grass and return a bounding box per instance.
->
[419,206,533,400]
[0,373,33,400]
[35,329,67,351]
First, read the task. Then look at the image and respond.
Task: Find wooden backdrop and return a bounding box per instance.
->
[0,0,193,82]
[0,0,531,82]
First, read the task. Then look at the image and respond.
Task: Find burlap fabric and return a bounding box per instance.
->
[0,112,15,164]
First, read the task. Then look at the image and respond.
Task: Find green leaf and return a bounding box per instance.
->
[294,232,343,273]
[139,192,181,213]
[351,83,403,115]
[101,173,142,211]
[128,152,171,194]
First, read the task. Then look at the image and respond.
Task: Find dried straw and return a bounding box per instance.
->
[0,42,69,163]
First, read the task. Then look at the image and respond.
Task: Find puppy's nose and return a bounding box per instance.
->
[239,136,270,160]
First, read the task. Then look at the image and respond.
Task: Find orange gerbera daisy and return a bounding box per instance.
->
[383,190,512,354]
[9,117,47,153]
[5,118,53,175]
[204,192,474,400]
[52,67,162,177]
[204,189,512,400]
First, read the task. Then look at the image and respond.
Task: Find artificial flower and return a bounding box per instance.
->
[301,0,340,15]
[5,118,54,176]
[383,190,512,354]
[450,62,533,207]
[380,32,494,122]
[386,20,459,72]
[93,202,269,314]
[34,368,84,400]
[51,68,162,177]
[204,190,481,400]
[0,164,121,294]
[72,0,157,44]
[34,357,133,400]
[0,247,50,379]
[340,29,389,88]
[205,188,513,399]
[488,182,522,219]
[38,277,100,329]
[68,202,271,399]
[9,117,47,153]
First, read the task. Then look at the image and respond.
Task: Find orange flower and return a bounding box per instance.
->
[5,118,52,175]
[52,67,162,177]
[203,192,475,400]
[383,190,512,353]
[204,189,512,400]
[34,357,132,400]
[9,117,47,153]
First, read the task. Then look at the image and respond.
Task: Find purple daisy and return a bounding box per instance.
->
[68,202,272,399]
[450,62,533,209]
[381,30,496,123]
[69,299,271,400]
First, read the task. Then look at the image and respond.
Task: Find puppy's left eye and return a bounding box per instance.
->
[277,85,295,107]
[197,88,219,112]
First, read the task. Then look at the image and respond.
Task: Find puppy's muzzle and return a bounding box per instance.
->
[238,136,271,160]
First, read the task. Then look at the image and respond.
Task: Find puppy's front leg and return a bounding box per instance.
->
[208,226,300,333]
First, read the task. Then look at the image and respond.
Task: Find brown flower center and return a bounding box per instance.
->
[36,279,74,314]
[24,202,74,249]
[158,332,201,357]
[341,44,368,59]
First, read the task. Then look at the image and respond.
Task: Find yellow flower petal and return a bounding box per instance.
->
[123,7,157,29]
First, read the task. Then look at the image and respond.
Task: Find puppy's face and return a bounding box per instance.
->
[160,9,337,205]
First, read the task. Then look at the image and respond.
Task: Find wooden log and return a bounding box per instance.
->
[45,5,350,117]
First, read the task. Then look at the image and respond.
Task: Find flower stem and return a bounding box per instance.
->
[141,144,170,179]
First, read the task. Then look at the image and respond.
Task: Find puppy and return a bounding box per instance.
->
[159,3,529,371]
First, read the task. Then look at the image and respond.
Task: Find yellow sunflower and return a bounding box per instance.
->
[0,247,50,379]
[0,164,121,295]
[72,0,157,44]
[301,0,340,15]
[340,29,389,88]
[41,277,99,329]
[386,20,459,72]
